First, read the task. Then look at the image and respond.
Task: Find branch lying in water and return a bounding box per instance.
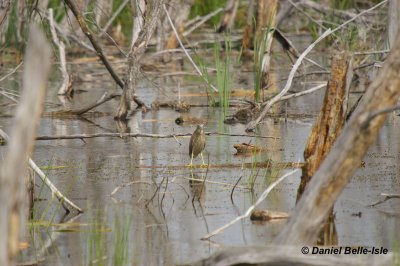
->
[35,132,279,141]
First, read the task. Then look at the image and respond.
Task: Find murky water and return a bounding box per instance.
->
[1,35,400,265]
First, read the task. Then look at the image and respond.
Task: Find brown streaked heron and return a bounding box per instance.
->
[188,124,206,167]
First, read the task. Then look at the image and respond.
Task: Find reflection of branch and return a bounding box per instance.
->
[370,193,400,207]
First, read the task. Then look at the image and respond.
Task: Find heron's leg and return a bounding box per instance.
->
[200,152,207,167]
[187,153,194,167]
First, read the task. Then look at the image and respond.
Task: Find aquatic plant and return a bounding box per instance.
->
[215,34,232,114]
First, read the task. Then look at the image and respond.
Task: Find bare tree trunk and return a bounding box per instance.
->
[158,0,193,62]
[276,33,400,244]
[242,0,255,50]
[258,0,277,92]
[0,25,50,265]
[297,52,353,199]
[0,0,13,43]
[217,0,239,33]
[387,0,400,48]
[116,0,165,119]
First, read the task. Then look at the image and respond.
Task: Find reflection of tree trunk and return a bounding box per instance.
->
[276,32,400,244]
[297,52,353,200]
[217,0,239,33]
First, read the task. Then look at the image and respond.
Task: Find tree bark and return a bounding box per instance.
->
[297,52,353,199]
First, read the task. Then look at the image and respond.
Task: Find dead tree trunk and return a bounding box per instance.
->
[275,32,400,244]
[0,0,13,43]
[297,52,352,246]
[158,0,193,62]
[217,0,239,33]
[115,0,164,119]
[258,0,277,93]
[0,25,51,265]
[297,52,353,199]
[387,0,400,48]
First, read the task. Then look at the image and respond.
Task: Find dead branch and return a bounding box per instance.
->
[63,0,123,87]
[48,8,72,96]
[0,129,84,214]
[201,169,299,240]
[0,61,23,83]
[246,29,332,132]
[278,83,327,102]
[47,92,120,117]
[62,0,145,108]
[183,8,224,37]
[370,193,400,207]
[0,25,51,265]
[99,0,129,37]
[275,25,400,245]
[35,131,278,141]
[163,4,218,92]
[246,1,386,132]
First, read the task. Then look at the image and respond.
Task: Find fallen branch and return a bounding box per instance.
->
[201,168,299,240]
[0,61,23,82]
[0,129,83,214]
[35,131,278,141]
[277,83,327,102]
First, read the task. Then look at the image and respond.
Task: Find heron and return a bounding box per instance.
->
[188,124,206,167]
